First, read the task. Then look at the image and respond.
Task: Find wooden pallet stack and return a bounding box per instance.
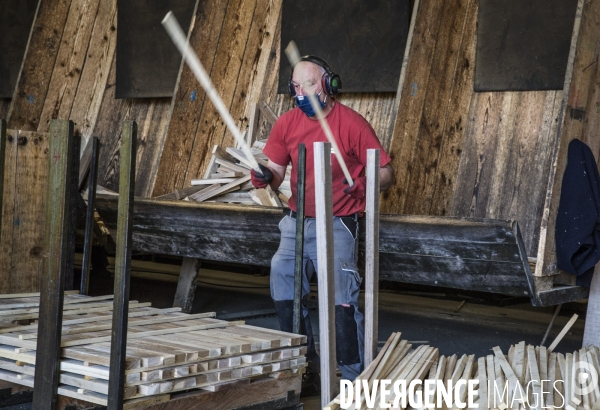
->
[0,292,306,407]
[155,101,291,207]
[326,324,599,410]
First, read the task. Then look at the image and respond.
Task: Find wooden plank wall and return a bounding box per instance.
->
[0,0,181,289]
[2,0,599,292]
[379,0,576,259]
[536,0,600,278]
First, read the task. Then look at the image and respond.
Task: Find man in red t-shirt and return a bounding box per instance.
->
[250,56,394,390]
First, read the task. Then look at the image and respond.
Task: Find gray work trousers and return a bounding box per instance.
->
[270,214,364,381]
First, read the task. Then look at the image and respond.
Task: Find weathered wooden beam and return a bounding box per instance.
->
[173,258,200,313]
[107,121,136,410]
[80,137,100,295]
[94,197,586,305]
[32,119,76,410]
[364,149,380,366]
[314,142,336,407]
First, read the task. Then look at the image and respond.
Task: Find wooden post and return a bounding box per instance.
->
[107,122,136,410]
[293,143,306,334]
[80,137,100,295]
[364,149,380,366]
[32,120,76,410]
[173,257,200,313]
[0,120,5,237]
[583,264,600,346]
[65,134,81,290]
[314,142,337,407]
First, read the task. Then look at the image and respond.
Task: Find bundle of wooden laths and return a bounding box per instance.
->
[326,328,599,410]
[0,292,306,407]
[154,101,291,207]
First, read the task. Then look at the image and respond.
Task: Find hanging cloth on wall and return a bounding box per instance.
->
[555,138,600,287]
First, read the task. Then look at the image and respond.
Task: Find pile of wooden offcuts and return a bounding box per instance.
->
[0,292,306,407]
[326,319,598,410]
[155,102,291,207]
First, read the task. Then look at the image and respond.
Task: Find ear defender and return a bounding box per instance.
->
[288,55,342,97]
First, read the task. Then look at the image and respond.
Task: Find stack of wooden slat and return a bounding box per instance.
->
[0,293,306,407]
[155,101,292,207]
[326,329,600,410]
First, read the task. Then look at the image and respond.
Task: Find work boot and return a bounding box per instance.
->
[300,371,321,397]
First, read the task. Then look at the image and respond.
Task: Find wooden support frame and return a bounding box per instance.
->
[314,142,336,407]
[80,137,100,295]
[107,122,136,410]
[173,258,200,313]
[364,149,380,366]
[32,120,76,410]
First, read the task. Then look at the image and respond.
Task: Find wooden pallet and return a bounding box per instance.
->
[0,294,307,406]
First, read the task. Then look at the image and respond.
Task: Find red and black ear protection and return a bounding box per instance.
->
[288,55,342,97]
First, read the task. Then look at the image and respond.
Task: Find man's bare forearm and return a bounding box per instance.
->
[379,164,395,191]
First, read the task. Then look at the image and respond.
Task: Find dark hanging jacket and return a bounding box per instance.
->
[555,138,600,287]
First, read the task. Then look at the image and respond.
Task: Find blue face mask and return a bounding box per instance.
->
[294,92,327,117]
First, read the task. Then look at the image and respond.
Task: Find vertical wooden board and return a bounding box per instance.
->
[403,0,471,216]
[450,92,505,217]
[10,131,49,292]
[536,0,599,277]
[92,59,135,192]
[133,99,173,198]
[582,55,600,158]
[68,0,117,139]
[214,0,277,154]
[7,0,72,131]
[486,92,541,220]
[257,8,282,108]
[234,0,282,134]
[252,10,284,143]
[429,0,477,216]
[380,0,447,214]
[490,91,562,255]
[37,0,100,133]
[517,91,563,255]
[183,0,258,184]
[151,0,229,197]
[0,130,17,293]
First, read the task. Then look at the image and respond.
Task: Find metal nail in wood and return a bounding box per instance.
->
[314,141,336,407]
[293,143,306,335]
[364,149,380,366]
[32,119,76,410]
[80,136,100,295]
[107,121,136,410]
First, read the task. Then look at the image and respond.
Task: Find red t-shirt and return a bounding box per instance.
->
[264,101,391,217]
